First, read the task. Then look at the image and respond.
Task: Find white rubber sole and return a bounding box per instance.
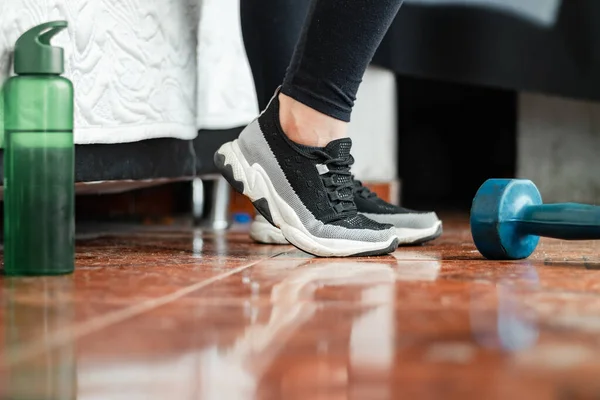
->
[216,140,398,257]
[396,220,443,245]
[250,214,443,246]
[249,215,288,245]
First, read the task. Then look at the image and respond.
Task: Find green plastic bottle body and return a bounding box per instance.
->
[4,75,75,275]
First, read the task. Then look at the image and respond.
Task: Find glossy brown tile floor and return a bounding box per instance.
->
[2,214,600,399]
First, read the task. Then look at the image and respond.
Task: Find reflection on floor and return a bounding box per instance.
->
[2,213,600,399]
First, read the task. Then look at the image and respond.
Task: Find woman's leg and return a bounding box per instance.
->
[217,0,407,257]
[279,0,405,146]
[240,0,310,111]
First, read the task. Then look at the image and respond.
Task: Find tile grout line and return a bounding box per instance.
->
[2,252,287,369]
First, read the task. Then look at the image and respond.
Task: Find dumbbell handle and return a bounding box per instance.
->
[518,203,600,240]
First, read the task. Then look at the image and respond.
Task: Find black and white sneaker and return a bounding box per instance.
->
[214,95,398,257]
[250,179,443,246]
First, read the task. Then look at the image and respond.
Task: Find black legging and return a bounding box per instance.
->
[241,0,404,122]
[240,0,310,112]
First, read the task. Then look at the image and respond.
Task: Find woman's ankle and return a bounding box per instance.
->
[278,93,348,147]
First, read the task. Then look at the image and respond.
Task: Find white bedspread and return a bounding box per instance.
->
[1,0,207,144]
[196,0,259,130]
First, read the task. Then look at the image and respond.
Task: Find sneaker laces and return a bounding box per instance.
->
[352,176,378,199]
[312,150,357,215]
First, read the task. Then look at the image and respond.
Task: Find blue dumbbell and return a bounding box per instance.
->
[470,179,600,260]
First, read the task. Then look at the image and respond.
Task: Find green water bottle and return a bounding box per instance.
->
[3,21,75,276]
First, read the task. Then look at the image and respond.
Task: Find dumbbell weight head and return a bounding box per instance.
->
[470,179,542,260]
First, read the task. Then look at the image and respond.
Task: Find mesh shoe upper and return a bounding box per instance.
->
[235,95,396,245]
